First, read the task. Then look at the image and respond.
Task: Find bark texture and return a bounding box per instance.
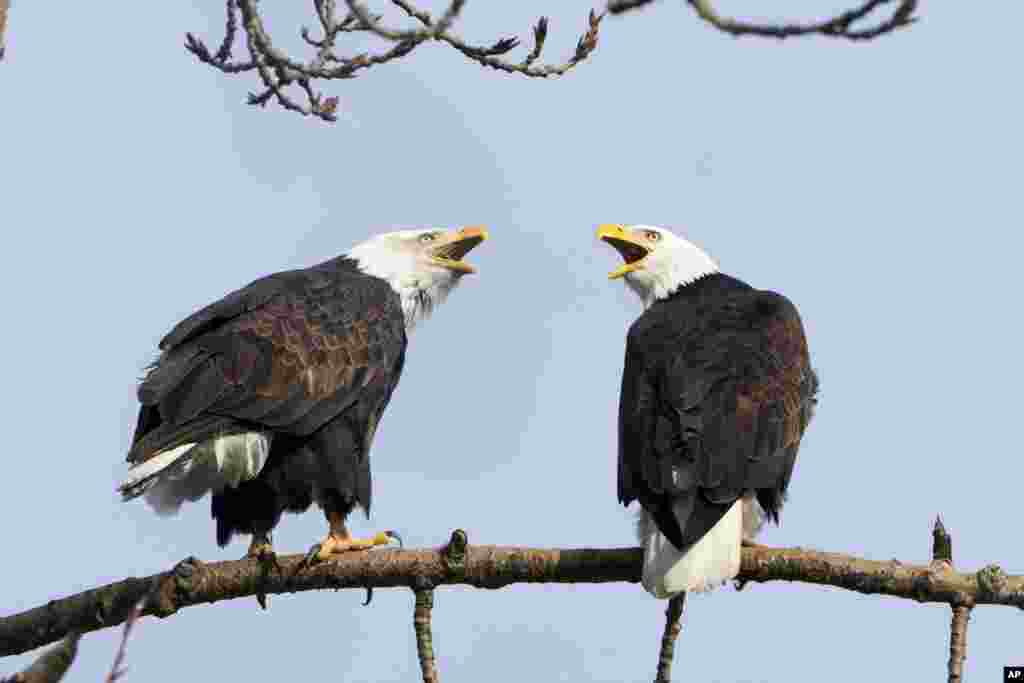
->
[2,531,1021,658]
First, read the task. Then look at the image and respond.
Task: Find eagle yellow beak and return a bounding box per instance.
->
[597,224,650,280]
[431,226,489,274]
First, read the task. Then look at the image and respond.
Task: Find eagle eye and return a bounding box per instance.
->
[419,232,439,244]
[645,230,661,242]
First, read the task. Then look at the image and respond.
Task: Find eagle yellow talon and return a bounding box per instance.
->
[246,540,275,559]
[313,530,398,560]
[298,511,402,570]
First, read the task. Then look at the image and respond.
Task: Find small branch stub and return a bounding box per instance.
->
[932,515,952,566]
[442,529,468,580]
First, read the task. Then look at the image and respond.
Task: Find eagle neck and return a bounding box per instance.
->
[393,278,458,331]
[631,263,720,310]
[325,253,458,331]
[653,272,749,309]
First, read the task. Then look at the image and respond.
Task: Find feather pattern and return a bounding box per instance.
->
[618,265,818,598]
[128,433,272,516]
[122,254,408,545]
[637,502,742,597]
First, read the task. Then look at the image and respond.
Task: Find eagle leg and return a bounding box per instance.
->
[246,531,281,610]
[298,510,401,571]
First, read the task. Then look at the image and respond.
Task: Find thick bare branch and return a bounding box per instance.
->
[186,0,601,121]
[653,593,685,683]
[4,528,1024,659]
[608,0,919,41]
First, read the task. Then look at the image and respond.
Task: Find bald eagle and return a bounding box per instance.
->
[120,227,487,568]
[598,224,818,598]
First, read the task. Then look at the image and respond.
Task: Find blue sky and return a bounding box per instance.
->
[2,1,1022,681]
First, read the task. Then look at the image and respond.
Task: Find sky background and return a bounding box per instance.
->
[2,1,1022,681]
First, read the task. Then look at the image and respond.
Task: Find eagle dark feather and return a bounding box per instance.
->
[124,257,407,546]
[619,273,818,552]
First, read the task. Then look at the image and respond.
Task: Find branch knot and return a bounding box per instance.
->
[976,564,1008,597]
[442,529,468,579]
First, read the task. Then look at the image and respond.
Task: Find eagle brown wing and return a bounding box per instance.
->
[128,266,407,465]
[618,285,817,551]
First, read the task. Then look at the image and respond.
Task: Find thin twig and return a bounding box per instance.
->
[687,0,917,40]
[0,0,10,62]
[104,598,146,683]
[390,0,431,27]
[608,0,918,41]
[607,0,655,14]
[343,0,464,41]
[184,0,255,74]
[521,17,548,68]
[653,593,685,683]
[186,0,602,120]
[413,581,439,683]
[439,10,603,79]
[364,0,603,78]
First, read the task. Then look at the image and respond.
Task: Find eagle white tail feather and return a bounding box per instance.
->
[119,433,270,516]
[119,442,197,492]
[639,500,743,599]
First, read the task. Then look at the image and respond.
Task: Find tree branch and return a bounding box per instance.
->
[104,599,145,683]
[653,593,685,683]
[947,606,970,683]
[183,0,919,119]
[608,0,919,41]
[0,0,9,62]
[412,580,440,683]
[931,517,972,683]
[3,526,1023,661]
[1,633,80,683]
[382,1,603,79]
[186,0,602,121]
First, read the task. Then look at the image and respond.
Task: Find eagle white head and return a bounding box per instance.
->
[348,226,488,329]
[597,224,719,309]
